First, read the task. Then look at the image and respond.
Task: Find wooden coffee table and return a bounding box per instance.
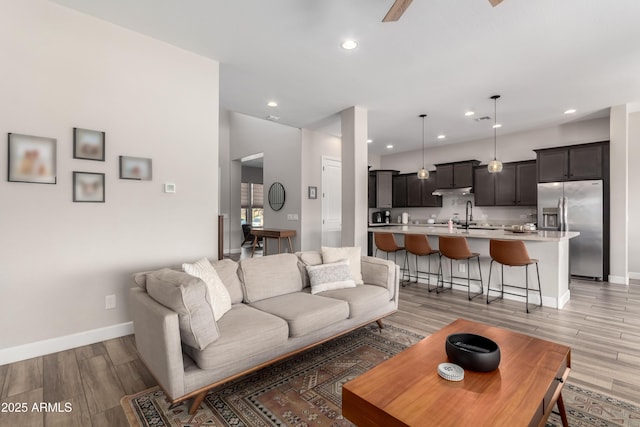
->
[342,318,570,427]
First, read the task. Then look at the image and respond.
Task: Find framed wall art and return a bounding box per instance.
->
[73,171,105,203]
[8,133,57,184]
[73,128,105,161]
[119,156,152,180]
[308,186,317,199]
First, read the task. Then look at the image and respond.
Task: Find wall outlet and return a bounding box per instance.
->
[105,294,116,310]
[458,264,466,273]
[287,213,299,220]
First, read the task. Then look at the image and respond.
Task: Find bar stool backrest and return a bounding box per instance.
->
[438,235,473,260]
[489,239,532,266]
[404,234,434,255]
[374,233,401,252]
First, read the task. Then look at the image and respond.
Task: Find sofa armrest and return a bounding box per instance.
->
[130,287,186,400]
[361,256,399,302]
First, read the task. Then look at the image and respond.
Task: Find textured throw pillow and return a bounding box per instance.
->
[183,258,232,321]
[306,260,357,294]
[146,268,219,350]
[321,246,363,285]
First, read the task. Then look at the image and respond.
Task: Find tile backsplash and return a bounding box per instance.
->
[377,194,537,226]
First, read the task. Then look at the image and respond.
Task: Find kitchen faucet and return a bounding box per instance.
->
[465,200,473,231]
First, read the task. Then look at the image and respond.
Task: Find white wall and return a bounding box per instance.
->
[301,129,341,250]
[0,0,219,361]
[629,112,640,277]
[228,112,302,253]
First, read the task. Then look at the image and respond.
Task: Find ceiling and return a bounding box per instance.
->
[52,0,640,155]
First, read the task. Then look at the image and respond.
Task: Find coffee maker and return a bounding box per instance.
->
[383,210,391,223]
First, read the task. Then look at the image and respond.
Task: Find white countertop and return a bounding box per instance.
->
[368,225,579,242]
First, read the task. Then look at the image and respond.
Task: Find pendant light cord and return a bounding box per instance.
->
[493,97,497,160]
[422,114,426,169]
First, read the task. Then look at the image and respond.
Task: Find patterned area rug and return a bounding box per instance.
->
[121,324,640,427]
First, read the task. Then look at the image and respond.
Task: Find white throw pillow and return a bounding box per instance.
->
[183,258,232,321]
[306,260,357,294]
[321,246,363,285]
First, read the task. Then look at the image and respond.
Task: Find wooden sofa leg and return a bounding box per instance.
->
[376,319,384,331]
[189,391,207,414]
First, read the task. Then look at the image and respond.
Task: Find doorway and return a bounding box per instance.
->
[322,157,341,247]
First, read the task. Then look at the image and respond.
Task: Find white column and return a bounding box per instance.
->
[340,106,368,251]
[609,105,629,284]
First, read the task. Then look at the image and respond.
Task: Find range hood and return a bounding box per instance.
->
[432,187,473,196]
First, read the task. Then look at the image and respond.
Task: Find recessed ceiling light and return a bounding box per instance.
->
[386,144,394,149]
[367,139,373,143]
[437,134,446,140]
[341,40,358,50]
[465,111,475,117]
[492,124,502,129]
[267,101,278,107]
[564,109,576,115]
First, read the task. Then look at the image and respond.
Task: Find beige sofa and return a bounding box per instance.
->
[129,250,400,414]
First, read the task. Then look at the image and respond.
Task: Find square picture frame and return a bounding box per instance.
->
[119,156,152,180]
[308,186,317,199]
[73,171,105,203]
[8,133,57,184]
[73,128,105,161]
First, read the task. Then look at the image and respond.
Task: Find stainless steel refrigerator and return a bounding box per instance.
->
[537,180,603,279]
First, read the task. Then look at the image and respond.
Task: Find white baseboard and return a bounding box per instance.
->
[608,275,630,285]
[629,272,640,280]
[0,322,134,366]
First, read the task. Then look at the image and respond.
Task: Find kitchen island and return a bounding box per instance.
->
[369,225,579,309]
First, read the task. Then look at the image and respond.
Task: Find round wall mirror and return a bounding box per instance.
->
[268,182,286,211]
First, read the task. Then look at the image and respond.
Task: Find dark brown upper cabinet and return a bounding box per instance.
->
[368,170,398,209]
[435,160,479,189]
[391,172,442,208]
[407,172,442,207]
[473,161,537,207]
[392,174,408,208]
[535,142,608,183]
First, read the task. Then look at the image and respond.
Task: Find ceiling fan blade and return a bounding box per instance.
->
[382,0,413,22]
[488,0,505,6]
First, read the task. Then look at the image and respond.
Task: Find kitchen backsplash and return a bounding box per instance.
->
[378,194,537,226]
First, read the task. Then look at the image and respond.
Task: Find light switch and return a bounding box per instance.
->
[164,183,176,193]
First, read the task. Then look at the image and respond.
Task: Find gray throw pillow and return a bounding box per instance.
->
[306,260,357,294]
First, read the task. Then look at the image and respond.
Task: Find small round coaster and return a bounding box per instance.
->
[438,363,464,381]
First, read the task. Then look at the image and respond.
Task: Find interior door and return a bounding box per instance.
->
[322,157,342,247]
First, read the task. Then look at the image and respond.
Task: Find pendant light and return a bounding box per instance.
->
[487,95,503,173]
[417,114,429,179]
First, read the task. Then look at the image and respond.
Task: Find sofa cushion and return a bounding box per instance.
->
[210,259,244,304]
[145,268,219,350]
[131,259,243,303]
[250,292,349,337]
[314,285,391,318]
[183,258,232,321]
[238,253,302,303]
[184,303,288,370]
[306,260,356,294]
[321,246,364,285]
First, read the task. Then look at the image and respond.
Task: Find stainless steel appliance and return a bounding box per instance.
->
[537,180,603,279]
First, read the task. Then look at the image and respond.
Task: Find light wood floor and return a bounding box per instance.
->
[1,276,638,426]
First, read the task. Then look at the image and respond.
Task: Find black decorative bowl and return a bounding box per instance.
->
[445,333,501,372]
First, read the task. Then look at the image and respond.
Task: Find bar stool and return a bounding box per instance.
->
[487,239,542,313]
[403,234,440,291]
[437,235,483,300]
[374,233,408,280]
